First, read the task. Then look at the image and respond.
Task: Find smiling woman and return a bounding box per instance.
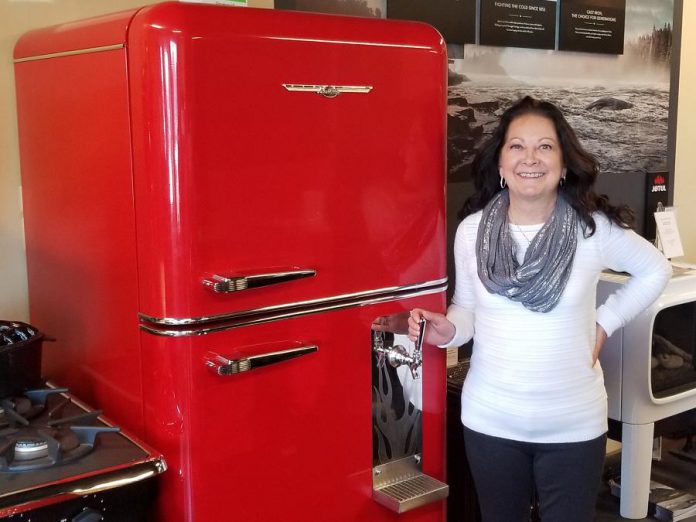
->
[499,112,566,224]
[407,96,672,522]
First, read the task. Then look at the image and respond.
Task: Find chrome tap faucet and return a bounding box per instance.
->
[372,317,425,380]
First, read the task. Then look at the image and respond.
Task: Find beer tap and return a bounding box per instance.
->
[373,318,425,380]
[373,330,387,368]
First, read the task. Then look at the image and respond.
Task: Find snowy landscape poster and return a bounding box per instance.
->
[447,0,673,182]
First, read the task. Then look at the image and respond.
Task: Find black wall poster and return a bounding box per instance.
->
[386,0,476,44]
[559,0,626,54]
[274,0,383,17]
[480,0,557,50]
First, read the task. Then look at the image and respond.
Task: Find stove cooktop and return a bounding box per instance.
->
[0,384,166,518]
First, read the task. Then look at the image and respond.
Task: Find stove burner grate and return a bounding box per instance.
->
[0,388,68,429]
[0,388,120,473]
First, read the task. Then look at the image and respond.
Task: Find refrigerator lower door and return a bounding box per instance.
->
[140,291,446,522]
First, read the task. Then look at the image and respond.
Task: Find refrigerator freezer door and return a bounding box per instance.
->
[140,290,446,522]
[127,3,447,324]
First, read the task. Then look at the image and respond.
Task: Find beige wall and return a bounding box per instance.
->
[0,1,693,321]
[674,1,696,264]
[0,0,270,321]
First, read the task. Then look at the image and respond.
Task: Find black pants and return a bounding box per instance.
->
[463,426,607,522]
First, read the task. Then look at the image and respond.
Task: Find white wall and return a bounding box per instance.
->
[674,1,696,263]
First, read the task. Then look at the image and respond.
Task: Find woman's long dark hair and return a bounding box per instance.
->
[460,96,633,235]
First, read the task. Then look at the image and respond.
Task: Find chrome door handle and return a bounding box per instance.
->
[204,345,318,376]
[202,269,316,293]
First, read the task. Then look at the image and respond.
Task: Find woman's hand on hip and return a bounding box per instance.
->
[593,324,607,367]
[408,308,456,346]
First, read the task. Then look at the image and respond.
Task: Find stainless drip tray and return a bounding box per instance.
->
[374,474,449,513]
[373,456,449,513]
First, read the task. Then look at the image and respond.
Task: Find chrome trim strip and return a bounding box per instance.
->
[0,460,167,517]
[140,283,447,337]
[139,277,448,326]
[14,44,124,63]
[267,36,434,50]
[283,84,373,98]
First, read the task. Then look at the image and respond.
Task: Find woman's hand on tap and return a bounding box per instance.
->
[408,309,456,346]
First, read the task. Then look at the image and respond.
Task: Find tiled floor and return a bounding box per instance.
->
[596,438,696,521]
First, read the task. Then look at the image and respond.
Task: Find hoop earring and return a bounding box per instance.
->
[500,176,506,189]
[559,177,566,187]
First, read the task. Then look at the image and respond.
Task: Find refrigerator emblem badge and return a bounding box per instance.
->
[282,84,373,98]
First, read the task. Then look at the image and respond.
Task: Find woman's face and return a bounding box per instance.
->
[498,113,566,209]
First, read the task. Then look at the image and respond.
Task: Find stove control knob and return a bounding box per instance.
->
[71,508,103,522]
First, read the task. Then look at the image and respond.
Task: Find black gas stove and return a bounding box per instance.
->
[0,384,166,521]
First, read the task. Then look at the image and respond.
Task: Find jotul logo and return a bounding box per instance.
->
[652,174,667,192]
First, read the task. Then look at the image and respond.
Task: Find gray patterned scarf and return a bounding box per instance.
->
[476,190,578,312]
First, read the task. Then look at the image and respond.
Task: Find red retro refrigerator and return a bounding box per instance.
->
[14,3,449,521]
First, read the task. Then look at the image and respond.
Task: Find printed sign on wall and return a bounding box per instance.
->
[181,0,247,4]
[480,0,557,50]
[274,0,384,17]
[559,0,626,54]
[645,171,670,242]
[387,0,476,44]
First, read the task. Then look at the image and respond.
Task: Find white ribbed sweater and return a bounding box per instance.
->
[445,212,672,443]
